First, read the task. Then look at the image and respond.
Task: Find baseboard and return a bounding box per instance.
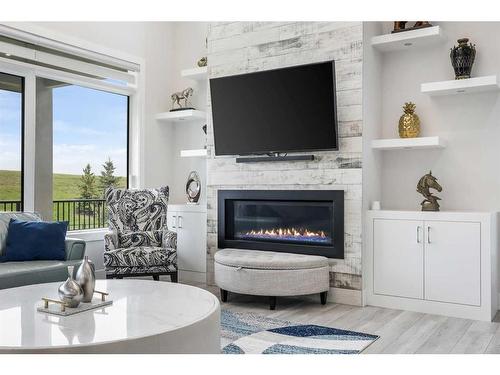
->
[179,270,206,283]
[328,287,362,306]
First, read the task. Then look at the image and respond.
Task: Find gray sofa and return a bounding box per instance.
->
[0,212,86,290]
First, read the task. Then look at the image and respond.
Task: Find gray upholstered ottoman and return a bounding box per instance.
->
[214,249,330,310]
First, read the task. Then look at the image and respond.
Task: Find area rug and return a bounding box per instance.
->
[221,309,379,354]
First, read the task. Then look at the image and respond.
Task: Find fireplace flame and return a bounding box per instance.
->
[245,228,327,238]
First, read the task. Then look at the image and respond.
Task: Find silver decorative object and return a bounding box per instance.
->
[58,266,83,308]
[186,171,201,204]
[76,256,96,303]
[170,87,194,111]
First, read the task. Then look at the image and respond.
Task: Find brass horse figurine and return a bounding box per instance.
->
[416,171,443,211]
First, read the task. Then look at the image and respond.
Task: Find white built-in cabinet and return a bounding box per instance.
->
[365,210,498,321]
[168,204,207,283]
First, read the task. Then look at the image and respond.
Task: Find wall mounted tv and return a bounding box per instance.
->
[210,61,338,156]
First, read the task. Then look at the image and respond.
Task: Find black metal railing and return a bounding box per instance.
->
[53,199,107,231]
[0,200,22,212]
[1,199,107,231]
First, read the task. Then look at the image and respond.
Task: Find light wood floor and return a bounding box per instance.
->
[179,279,500,354]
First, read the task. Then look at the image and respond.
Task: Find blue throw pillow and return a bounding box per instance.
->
[1,219,68,262]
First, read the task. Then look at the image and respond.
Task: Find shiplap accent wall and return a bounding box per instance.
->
[206,22,363,298]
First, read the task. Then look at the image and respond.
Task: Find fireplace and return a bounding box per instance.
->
[218,190,344,258]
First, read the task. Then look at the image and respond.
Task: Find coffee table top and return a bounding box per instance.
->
[0,280,219,351]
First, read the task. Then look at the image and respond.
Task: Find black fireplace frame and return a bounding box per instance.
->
[217,190,344,259]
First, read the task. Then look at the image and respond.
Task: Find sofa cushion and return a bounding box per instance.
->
[0,212,41,256]
[104,246,176,268]
[0,260,82,290]
[214,249,329,270]
[2,219,68,262]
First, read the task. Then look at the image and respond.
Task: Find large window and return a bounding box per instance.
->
[0,25,141,231]
[36,78,129,230]
[0,72,24,211]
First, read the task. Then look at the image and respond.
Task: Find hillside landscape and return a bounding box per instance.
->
[0,170,126,201]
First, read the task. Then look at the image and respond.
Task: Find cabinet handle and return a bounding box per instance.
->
[427,226,431,244]
[171,215,177,229]
[178,216,183,229]
[417,226,421,243]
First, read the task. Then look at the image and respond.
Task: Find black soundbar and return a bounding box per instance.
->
[236,155,315,163]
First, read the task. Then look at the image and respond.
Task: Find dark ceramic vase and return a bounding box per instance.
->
[450,38,476,80]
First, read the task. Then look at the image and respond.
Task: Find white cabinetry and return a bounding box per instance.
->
[365,211,498,321]
[168,204,207,283]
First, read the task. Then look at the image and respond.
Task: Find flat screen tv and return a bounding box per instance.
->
[210,61,338,156]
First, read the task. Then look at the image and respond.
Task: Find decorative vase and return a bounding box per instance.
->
[75,256,96,303]
[450,38,476,80]
[58,266,83,308]
[398,102,420,138]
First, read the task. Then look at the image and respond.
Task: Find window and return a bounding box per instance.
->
[35,78,129,230]
[0,25,142,231]
[0,72,24,211]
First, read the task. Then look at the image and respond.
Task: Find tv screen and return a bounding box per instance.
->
[210,61,338,156]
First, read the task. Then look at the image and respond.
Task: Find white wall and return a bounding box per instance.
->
[169,22,209,204]
[378,22,500,211]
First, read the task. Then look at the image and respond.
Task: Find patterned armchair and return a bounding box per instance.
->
[103,186,177,282]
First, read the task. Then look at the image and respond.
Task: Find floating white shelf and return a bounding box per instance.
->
[421,75,500,96]
[180,149,207,158]
[371,136,446,150]
[156,109,206,123]
[181,67,208,81]
[371,26,444,52]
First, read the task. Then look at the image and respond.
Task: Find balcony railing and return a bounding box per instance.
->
[1,199,107,231]
[0,200,22,212]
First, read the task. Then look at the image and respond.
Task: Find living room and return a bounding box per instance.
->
[1,0,500,373]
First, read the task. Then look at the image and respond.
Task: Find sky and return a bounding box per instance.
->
[0,79,128,177]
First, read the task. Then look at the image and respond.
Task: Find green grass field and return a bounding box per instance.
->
[0,170,126,229]
[0,170,126,201]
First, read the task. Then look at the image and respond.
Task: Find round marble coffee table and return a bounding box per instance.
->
[0,280,220,353]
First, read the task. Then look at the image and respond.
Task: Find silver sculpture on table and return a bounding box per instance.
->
[58,266,83,308]
[76,256,96,303]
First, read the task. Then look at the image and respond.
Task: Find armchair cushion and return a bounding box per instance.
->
[104,246,176,268]
[118,230,162,248]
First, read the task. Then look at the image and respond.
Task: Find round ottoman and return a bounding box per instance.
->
[214,249,330,310]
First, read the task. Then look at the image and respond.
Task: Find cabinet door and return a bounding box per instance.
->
[167,211,178,232]
[424,221,480,306]
[373,219,424,299]
[176,212,207,273]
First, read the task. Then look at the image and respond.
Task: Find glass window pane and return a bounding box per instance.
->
[0,72,23,212]
[36,78,128,230]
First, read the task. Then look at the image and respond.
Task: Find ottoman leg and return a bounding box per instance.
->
[320,291,328,305]
[220,289,228,302]
[269,296,277,310]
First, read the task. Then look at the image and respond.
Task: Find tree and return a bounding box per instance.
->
[99,157,119,193]
[79,164,97,199]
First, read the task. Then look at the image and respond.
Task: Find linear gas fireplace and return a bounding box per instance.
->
[218,190,344,258]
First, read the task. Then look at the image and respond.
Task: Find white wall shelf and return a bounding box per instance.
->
[156,109,206,124]
[372,136,446,150]
[180,149,207,158]
[181,67,208,81]
[421,75,500,96]
[371,26,444,52]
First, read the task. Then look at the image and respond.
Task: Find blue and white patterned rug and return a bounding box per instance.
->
[221,309,379,354]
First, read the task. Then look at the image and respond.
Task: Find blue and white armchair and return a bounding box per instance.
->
[103,187,177,282]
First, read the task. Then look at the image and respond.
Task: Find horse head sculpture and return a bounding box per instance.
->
[416,171,443,211]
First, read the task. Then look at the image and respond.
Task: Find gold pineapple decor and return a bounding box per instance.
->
[398,102,421,138]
